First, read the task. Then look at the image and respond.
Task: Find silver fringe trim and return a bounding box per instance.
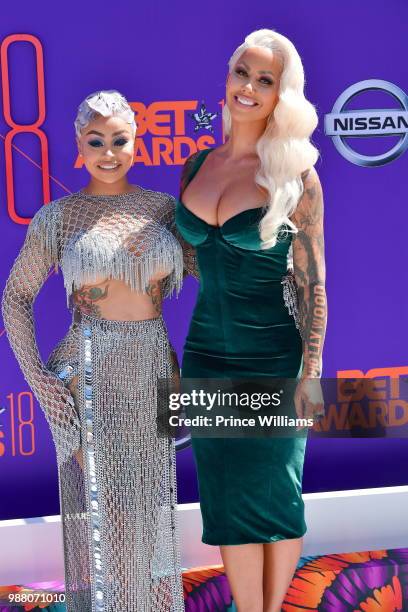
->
[61,232,183,306]
[281,271,301,334]
[28,196,185,306]
[27,201,61,267]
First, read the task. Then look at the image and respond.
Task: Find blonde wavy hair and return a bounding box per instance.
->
[223,29,319,248]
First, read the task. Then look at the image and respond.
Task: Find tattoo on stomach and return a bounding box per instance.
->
[145,280,162,315]
[72,284,109,318]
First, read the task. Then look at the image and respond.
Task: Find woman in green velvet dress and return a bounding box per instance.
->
[176,29,327,612]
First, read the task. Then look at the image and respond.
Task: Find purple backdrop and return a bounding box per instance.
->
[0,0,407,520]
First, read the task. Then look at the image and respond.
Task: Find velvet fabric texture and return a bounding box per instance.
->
[176,149,307,545]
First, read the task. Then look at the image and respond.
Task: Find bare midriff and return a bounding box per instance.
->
[72,273,167,321]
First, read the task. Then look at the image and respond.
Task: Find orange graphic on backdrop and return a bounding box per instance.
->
[74,100,217,168]
[311,365,408,432]
[1,34,51,225]
[1,34,221,224]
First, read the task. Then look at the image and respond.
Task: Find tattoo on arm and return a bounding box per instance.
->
[72,284,109,318]
[297,283,327,377]
[145,280,162,315]
[291,169,327,378]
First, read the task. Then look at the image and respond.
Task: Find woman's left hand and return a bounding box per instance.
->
[294,377,324,429]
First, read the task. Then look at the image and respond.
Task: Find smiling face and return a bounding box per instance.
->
[77,115,135,185]
[226,46,283,127]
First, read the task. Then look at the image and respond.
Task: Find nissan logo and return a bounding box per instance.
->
[324,79,408,166]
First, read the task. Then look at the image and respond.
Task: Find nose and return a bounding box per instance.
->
[241,80,254,94]
[102,148,115,159]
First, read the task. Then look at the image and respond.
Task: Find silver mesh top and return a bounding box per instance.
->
[1,188,196,466]
[26,188,187,305]
[1,189,189,610]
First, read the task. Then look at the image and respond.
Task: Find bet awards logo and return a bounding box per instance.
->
[190,102,218,133]
[75,100,220,168]
[325,80,408,166]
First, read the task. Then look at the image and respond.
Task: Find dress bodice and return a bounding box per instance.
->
[176,199,292,273]
[28,188,184,305]
[175,148,293,279]
[175,149,300,360]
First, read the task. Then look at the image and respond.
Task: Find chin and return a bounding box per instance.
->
[94,169,128,183]
[100,176,126,184]
[229,109,261,123]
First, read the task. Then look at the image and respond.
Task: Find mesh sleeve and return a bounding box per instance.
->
[2,203,81,464]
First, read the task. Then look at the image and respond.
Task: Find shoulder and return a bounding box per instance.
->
[183,150,205,165]
[291,167,323,231]
[25,197,68,258]
[139,188,176,223]
[300,167,322,200]
[28,197,67,232]
[180,148,212,189]
[298,167,323,213]
[140,188,175,208]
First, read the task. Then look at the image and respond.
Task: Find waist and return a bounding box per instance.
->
[72,308,166,335]
[70,276,166,321]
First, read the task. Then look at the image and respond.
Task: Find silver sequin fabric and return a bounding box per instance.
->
[2,189,192,611]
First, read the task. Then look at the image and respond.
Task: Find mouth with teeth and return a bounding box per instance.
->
[97,163,121,171]
[234,95,258,107]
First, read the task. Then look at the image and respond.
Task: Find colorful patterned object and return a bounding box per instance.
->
[1,549,407,611]
[283,549,408,611]
[183,565,236,611]
[182,548,408,611]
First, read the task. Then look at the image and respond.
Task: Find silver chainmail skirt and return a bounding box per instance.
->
[46,313,184,612]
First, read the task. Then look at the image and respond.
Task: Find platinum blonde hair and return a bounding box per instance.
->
[74,90,136,138]
[223,29,319,248]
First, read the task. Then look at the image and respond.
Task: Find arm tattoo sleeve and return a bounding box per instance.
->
[291,169,327,378]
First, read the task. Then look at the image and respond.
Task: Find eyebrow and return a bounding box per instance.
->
[85,130,128,137]
[238,60,275,78]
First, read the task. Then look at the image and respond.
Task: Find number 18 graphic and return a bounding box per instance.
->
[5,391,36,456]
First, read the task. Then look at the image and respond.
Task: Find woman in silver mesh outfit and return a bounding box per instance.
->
[2,90,190,612]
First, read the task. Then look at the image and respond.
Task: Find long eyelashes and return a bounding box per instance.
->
[234,68,273,86]
[87,138,130,148]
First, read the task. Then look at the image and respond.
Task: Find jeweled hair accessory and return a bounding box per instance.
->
[74,90,137,137]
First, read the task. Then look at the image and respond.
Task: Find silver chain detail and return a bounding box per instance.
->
[2,190,187,611]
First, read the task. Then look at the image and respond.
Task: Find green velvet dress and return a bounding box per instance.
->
[176,149,307,545]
